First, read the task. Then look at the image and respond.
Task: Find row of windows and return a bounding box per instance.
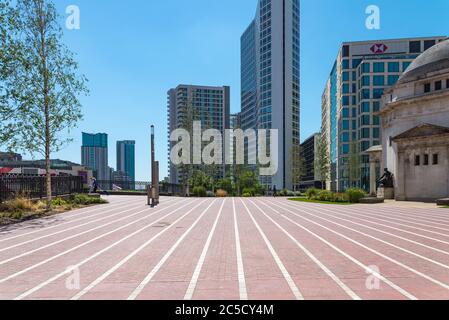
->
[360,75,400,87]
[424,79,449,93]
[340,140,380,154]
[341,116,380,130]
[415,154,439,166]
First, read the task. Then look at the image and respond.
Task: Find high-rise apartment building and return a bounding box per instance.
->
[299,133,323,191]
[241,0,300,190]
[81,132,109,181]
[322,36,448,191]
[116,140,135,182]
[167,85,230,185]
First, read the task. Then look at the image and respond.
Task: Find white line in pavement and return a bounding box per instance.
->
[14,199,198,300]
[0,200,178,266]
[249,199,361,300]
[367,206,449,224]
[240,199,304,300]
[184,199,226,300]
[0,198,141,243]
[71,199,208,301]
[275,204,449,298]
[2,199,186,287]
[261,200,416,299]
[278,201,449,282]
[128,199,217,300]
[349,208,449,234]
[232,197,248,300]
[336,207,449,238]
[0,199,165,254]
[285,201,449,256]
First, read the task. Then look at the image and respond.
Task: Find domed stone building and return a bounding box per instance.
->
[378,39,449,201]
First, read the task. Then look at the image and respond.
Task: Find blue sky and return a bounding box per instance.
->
[44,0,449,181]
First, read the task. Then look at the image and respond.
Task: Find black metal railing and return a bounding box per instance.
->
[94,180,184,196]
[0,176,84,202]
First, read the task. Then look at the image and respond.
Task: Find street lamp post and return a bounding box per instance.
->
[148,125,159,207]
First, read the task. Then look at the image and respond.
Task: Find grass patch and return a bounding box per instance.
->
[288,197,352,205]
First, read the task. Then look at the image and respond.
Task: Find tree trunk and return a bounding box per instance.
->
[38,0,52,211]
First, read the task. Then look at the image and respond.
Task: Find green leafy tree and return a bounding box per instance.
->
[0,0,88,210]
[188,170,213,191]
[215,177,234,195]
[315,133,330,190]
[290,143,306,191]
[348,141,361,188]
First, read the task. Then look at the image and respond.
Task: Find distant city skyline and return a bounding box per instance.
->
[9,0,448,181]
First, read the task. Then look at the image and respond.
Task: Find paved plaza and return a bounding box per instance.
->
[0,196,449,300]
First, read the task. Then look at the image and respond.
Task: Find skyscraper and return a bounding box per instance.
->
[240,0,300,190]
[321,36,448,192]
[116,140,136,182]
[167,85,230,185]
[81,132,109,181]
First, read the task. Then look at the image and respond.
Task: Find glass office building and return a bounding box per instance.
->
[240,0,300,190]
[81,132,109,181]
[321,37,447,192]
[116,140,136,183]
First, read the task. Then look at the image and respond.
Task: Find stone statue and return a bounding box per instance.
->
[377,168,394,188]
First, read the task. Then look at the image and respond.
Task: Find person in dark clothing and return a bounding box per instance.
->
[272,185,277,197]
[90,177,109,196]
[91,178,99,193]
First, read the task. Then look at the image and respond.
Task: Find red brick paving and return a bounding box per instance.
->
[0,196,449,300]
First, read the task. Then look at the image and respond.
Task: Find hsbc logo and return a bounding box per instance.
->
[370,43,388,54]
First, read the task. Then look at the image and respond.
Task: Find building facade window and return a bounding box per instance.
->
[424,154,429,166]
[424,40,436,51]
[424,83,431,93]
[410,41,421,53]
[362,63,370,73]
[373,75,385,86]
[433,154,439,165]
[373,62,385,73]
[388,62,400,72]
[373,88,384,99]
[403,61,411,71]
[388,75,399,86]
[435,80,442,91]
[415,155,420,166]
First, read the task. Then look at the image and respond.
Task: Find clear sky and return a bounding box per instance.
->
[42,0,449,181]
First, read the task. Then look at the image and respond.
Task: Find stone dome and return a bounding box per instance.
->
[398,39,449,84]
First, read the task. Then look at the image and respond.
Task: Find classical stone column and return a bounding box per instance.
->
[366,146,383,197]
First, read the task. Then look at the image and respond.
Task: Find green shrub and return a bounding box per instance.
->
[345,188,366,203]
[73,194,107,205]
[242,188,255,197]
[317,190,334,202]
[332,192,349,203]
[242,192,252,198]
[287,190,295,197]
[305,188,320,200]
[52,198,68,207]
[192,186,207,197]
